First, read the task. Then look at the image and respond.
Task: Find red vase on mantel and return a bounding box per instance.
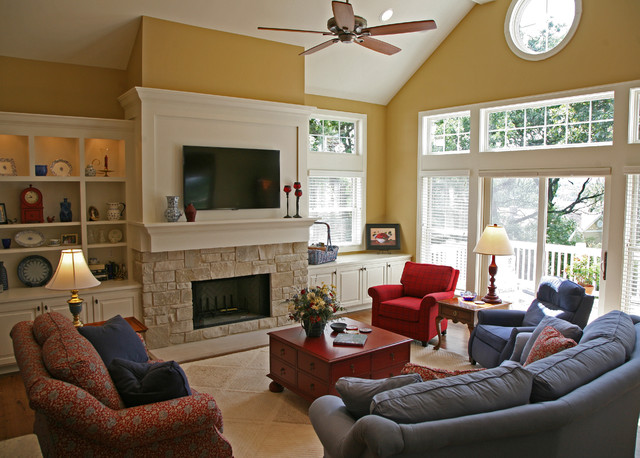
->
[185,203,197,222]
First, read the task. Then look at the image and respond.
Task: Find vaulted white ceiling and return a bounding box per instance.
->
[0,0,492,105]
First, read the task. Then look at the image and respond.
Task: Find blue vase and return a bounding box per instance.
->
[60,198,72,222]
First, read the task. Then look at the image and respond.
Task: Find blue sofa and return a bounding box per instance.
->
[309,311,640,458]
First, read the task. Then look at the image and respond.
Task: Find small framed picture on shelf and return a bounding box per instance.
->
[61,233,78,245]
[0,203,7,224]
[365,223,401,251]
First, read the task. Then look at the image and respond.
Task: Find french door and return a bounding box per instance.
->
[486,174,606,312]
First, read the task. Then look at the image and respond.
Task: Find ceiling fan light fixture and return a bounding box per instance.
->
[380,8,394,22]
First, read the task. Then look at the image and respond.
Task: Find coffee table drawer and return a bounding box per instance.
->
[332,355,371,381]
[371,363,406,380]
[298,372,329,399]
[371,344,410,372]
[298,352,330,382]
[271,339,297,366]
[441,305,474,322]
[270,356,297,386]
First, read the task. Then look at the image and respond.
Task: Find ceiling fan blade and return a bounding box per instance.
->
[332,1,355,32]
[363,20,437,36]
[258,27,331,35]
[300,38,340,56]
[357,36,401,55]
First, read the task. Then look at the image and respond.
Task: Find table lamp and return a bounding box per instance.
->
[473,224,514,304]
[45,249,101,327]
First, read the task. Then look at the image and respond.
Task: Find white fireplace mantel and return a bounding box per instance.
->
[129,218,317,253]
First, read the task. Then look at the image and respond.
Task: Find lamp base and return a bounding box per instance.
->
[482,254,503,305]
[481,294,502,305]
[68,290,84,327]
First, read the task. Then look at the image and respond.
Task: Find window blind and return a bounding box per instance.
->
[308,176,363,246]
[622,174,640,315]
[420,176,469,291]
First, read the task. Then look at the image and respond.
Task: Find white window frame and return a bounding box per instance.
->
[505,0,582,61]
[481,91,615,152]
[421,110,471,156]
[629,88,640,144]
[308,109,367,252]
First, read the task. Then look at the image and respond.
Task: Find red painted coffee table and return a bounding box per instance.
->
[267,317,412,402]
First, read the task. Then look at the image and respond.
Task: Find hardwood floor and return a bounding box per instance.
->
[0,309,472,442]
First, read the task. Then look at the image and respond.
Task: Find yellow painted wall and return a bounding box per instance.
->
[126,20,143,90]
[140,17,305,105]
[304,94,388,227]
[386,0,640,258]
[0,56,128,119]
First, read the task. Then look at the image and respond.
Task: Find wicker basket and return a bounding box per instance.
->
[308,222,339,265]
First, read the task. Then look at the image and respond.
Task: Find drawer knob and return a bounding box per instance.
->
[280,348,285,356]
[310,383,315,391]
[390,352,395,361]
[309,362,315,371]
[350,364,355,373]
[280,368,286,376]
[452,310,458,316]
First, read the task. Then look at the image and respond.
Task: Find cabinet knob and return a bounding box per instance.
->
[95,298,99,305]
[333,270,337,275]
[350,364,355,373]
[37,305,41,312]
[310,383,315,391]
[390,352,395,361]
[280,368,286,376]
[280,348,285,357]
[309,362,315,371]
[44,305,49,311]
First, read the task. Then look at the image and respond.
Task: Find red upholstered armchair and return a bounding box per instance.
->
[368,262,459,346]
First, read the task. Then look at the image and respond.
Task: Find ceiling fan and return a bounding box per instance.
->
[258,0,437,56]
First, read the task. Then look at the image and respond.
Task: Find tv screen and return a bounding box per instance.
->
[183,146,280,210]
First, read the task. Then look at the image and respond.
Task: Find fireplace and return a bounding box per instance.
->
[192,274,271,329]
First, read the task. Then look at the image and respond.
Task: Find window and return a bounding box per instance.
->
[505,0,582,61]
[308,110,366,250]
[419,175,469,291]
[622,174,640,315]
[483,92,614,151]
[630,88,640,144]
[422,111,471,155]
[309,117,356,154]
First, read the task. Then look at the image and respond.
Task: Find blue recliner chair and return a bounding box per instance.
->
[468,276,594,368]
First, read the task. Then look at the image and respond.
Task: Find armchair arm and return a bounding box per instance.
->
[420,291,456,307]
[368,284,404,303]
[29,378,226,450]
[477,309,526,326]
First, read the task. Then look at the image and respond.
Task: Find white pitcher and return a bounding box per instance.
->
[106,202,126,221]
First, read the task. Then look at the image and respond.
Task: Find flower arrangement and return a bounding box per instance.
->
[288,283,342,324]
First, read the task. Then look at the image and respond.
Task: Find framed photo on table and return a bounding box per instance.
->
[0,203,7,224]
[61,233,78,245]
[365,224,401,250]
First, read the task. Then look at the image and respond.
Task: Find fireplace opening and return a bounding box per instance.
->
[192,274,271,329]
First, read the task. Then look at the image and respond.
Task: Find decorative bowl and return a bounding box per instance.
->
[461,291,477,301]
[330,322,347,333]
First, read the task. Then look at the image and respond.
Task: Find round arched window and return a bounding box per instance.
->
[505,0,582,61]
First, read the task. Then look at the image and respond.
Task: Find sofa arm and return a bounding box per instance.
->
[29,377,227,450]
[309,395,404,458]
[477,309,526,326]
[368,284,404,303]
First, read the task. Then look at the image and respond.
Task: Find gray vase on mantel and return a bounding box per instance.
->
[164,196,183,222]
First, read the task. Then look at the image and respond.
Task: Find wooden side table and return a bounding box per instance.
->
[434,298,510,356]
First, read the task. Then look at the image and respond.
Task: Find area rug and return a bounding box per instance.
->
[180,342,476,458]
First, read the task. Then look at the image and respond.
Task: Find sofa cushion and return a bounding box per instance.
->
[581,310,635,359]
[334,374,422,419]
[522,277,585,326]
[108,358,192,407]
[523,326,577,366]
[78,315,148,367]
[524,337,626,402]
[400,262,455,298]
[400,363,485,381]
[378,297,422,321]
[370,361,533,424]
[473,325,514,352]
[520,316,583,364]
[42,325,121,409]
[33,312,76,346]
[510,331,533,362]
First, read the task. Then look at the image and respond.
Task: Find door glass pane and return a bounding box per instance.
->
[546,177,603,315]
[490,178,539,309]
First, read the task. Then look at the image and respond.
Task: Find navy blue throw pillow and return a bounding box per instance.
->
[108,358,192,407]
[78,315,148,367]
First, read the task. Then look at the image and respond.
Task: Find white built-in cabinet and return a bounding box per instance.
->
[308,253,411,310]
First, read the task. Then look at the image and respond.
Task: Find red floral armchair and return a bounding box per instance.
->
[368,262,459,346]
[10,312,232,457]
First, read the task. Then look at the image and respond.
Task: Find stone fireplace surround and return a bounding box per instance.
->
[134,241,308,350]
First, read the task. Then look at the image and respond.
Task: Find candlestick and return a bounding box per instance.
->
[283,185,292,218]
[294,188,302,218]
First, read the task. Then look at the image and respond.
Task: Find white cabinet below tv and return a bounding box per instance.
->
[308,253,411,310]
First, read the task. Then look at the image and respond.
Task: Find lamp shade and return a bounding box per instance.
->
[46,249,101,291]
[473,224,514,256]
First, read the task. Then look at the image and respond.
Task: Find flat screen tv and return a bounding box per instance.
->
[183,146,280,210]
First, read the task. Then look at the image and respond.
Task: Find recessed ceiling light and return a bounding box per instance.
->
[380,8,394,22]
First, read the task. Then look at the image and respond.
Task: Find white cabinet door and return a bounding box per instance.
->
[386,260,408,285]
[362,263,386,305]
[91,290,139,321]
[308,266,337,288]
[0,306,38,367]
[337,266,362,308]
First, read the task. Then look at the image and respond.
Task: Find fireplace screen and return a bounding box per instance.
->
[192,274,270,329]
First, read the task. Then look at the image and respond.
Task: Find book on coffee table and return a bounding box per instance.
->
[333,333,368,347]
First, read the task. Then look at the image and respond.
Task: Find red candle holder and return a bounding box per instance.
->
[294,188,302,218]
[283,185,292,218]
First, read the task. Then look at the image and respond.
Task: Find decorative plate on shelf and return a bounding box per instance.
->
[17,255,53,287]
[50,159,72,176]
[108,228,123,243]
[0,157,17,176]
[15,230,45,248]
